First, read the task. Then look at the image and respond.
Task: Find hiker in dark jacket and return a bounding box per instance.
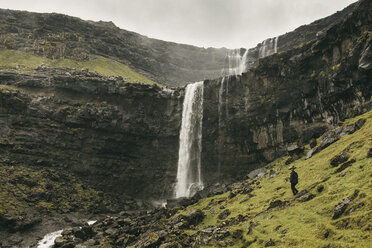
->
[289,166,299,195]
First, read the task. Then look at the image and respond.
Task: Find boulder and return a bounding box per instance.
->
[330,153,349,167]
[170,209,205,229]
[298,193,315,202]
[333,198,351,219]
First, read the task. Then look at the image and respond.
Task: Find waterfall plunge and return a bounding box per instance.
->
[175,81,204,198]
[174,47,249,198]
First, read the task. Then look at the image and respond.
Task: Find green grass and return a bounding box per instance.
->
[178,110,372,247]
[0,48,157,85]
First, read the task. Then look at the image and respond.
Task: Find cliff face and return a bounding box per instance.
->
[0,0,371,202]
[201,0,371,185]
[244,1,358,66]
[0,70,183,200]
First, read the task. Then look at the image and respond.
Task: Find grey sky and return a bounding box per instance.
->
[0,0,357,49]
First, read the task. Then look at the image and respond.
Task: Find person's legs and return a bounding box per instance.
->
[291,183,298,195]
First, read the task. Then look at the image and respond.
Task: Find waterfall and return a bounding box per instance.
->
[175,81,204,198]
[227,49,248,76]
[259,36,279,58]
[274,36,279,53]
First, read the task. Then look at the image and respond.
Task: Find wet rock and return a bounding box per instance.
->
[333,198,351,219]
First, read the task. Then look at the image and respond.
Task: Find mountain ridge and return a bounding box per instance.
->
[0,1,358,86]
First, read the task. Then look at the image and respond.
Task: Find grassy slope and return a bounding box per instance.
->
[0,48,157,85]
[180,110,372,247]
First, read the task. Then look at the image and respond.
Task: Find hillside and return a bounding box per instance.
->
[0,2,357,86]
[52,110,372,247]
[0,0,370,246]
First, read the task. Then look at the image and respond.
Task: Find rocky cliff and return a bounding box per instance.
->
[201,0,371,185]
[0,69,183,201]
[0,0,371,203]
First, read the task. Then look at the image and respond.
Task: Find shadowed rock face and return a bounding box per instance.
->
[0,0,371,201]
[0,69,183,201]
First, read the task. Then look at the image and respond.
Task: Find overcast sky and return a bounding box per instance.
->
[0,0,357,49]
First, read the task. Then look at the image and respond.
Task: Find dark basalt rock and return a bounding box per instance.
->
[267,200,284,210]
[330,153,349,167]
[330,145,351,167]
[334,159,356,173]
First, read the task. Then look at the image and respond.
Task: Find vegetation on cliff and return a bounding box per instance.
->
[0,163,115,233]
[0,48,157,85]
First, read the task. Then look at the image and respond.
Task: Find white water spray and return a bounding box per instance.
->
[259,37,279,58]
[227,49,248,76]
[37,230,63,248]
[175,81,204,198]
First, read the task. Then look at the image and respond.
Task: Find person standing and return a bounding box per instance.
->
[289,166,299,195]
